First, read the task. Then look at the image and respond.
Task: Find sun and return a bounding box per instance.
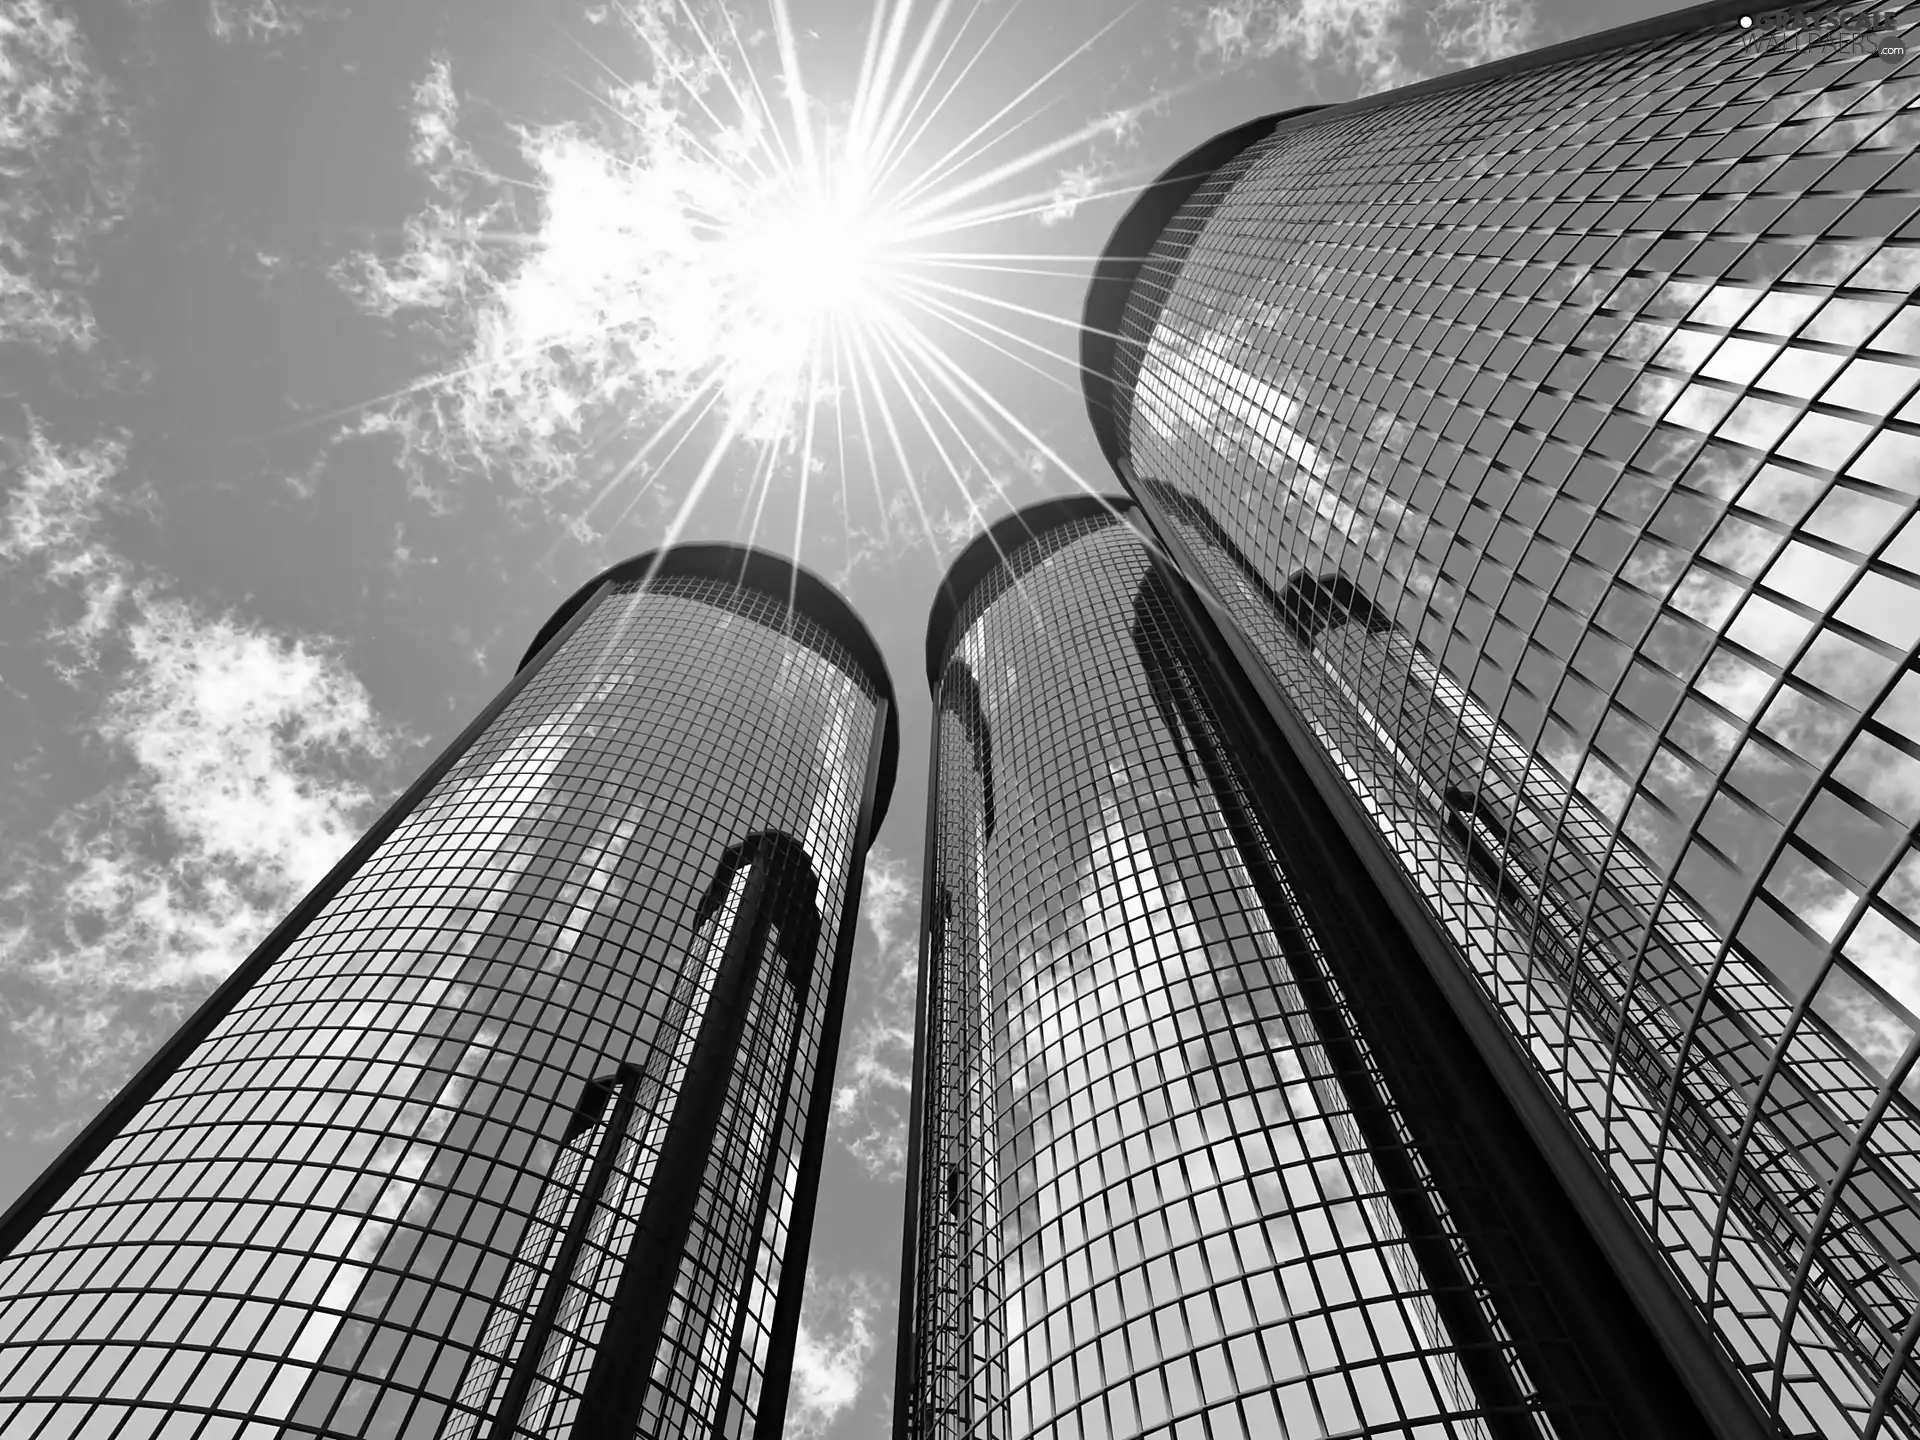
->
[693,154,908,435]
[737,188,892,325]
[724,167,901,371]
[476,0,1164,554]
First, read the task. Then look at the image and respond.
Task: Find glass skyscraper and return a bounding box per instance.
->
[0,545,897,1440]
[896,496,1714,1440]
[1079,1,1920,1435]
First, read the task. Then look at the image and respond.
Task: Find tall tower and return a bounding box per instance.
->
[895,496,1712,1440]
[0,545,897,1440]
[1082,2,1920,1435]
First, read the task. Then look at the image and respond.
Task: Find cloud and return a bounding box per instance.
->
[205,0,336,47]
[0,0,142,357]
[1780,857,1920,1094]
[1426,0,1534,70]
[327,53,615,501]
[46,598,402,986]
[0,425,122,567]
[0,424,141,676]
[833,484,998,590]
[1037,163,1104,226]
[1192,0,1535,95]
[831,848,920,1180]
[1092,107,1144,148]
[783,1268,884,1440]
[328,20,863,507]
[330,55,502,321]
[0,427,410,1142]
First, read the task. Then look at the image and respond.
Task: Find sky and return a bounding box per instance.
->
[0,0,1686,1432]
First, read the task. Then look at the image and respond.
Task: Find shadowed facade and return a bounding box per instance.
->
[1083,2,1920,1434]
[0,546,896,1440]
[895,497,1715,1440]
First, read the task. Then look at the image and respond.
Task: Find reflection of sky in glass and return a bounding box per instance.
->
[909,512,1532,1439]
[1113,24,1920,1433]
[0,572,878,1440]
[447,867,747,1440]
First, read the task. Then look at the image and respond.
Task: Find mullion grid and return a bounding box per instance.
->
[0,575,876,1440]
[918,514,1527,1439]
[1119,6,1920,1432]
[916,691,1008,1439]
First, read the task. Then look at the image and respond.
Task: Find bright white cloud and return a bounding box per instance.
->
[0,0,140,356]
[330,20,918,505]
[0,428,409,1142]
[831,848,920,1180]
[783,1268,883,1440]
[322,3,1121,541]
[0,423,125,570]
[51,596,403,989]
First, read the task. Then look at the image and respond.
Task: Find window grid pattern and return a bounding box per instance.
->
[445,1088,608,1439]
[909,659,1013,1439]
[0,573,877,1440]
[909,511,1547,1440]
[446,1064,656,1440]
[640,884,810,1440]
[1113,9,1920,1433]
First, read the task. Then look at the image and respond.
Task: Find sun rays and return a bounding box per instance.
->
[314,0,1179,594]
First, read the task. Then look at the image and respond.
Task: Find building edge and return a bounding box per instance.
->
[2,543,900,1270]
[1078,0,1810,472]
[0,578,615,1264]
[1079,110,1314,471]
[524,542,899,839]
[889,686,948,1440]
[923,494,1139,689]
[900,494,1138,1440]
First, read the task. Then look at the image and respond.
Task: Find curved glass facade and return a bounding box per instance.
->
[0,551,893,1440]
[899,499,1622,1440]
[1093,4,1920,1433]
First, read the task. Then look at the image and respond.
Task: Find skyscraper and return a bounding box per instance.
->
[1081,1,1920,1435]
[0,545,897,1440]
[896,495,1713,1440]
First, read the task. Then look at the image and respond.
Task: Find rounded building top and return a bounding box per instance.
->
[1079,108,1323,472]
[924,494,1136,690]
[521,543,900,841]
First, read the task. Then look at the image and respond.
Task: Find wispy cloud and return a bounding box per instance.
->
[0,425,141,676]
[1192,0,1535,95]
[1426,0,1533,70]
[205,0,336,47]
[0,0,142,358]
[331,55,501,320]
[783,1267,884,1440]
[0,426,410,1143]
[327,19,837,508]
[833,484,998,592]
[1037,162,1106,226]
[831,848,920,1181]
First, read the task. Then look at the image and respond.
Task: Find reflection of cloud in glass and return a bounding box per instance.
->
[911,512,1530,1438]
[0,560,889,1439]
[1109,43,1920,1429]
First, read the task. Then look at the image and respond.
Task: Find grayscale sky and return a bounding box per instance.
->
[0,0,1677,1431]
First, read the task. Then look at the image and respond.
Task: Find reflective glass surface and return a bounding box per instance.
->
[1112,8,1920,1432]
[905,508,1566,1440]
[0,572,879,1440]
